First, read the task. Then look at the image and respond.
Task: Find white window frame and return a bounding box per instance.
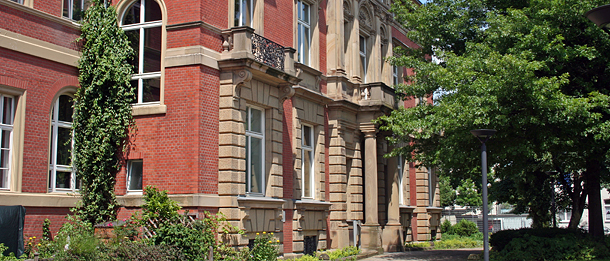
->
[63,0,87,21]
[127,160,143,193]
[246,106,265,195]
[10,0,24,4]
[605,199,610,222]
[359,35,367,83]
[398,155,404,205]
[0,95,14,190]
[297,0,311,65]
[393,66,399,86]
[235,0,253,27]
[48,95,78,192]
[301,124,314,199]
[120,0,162,105]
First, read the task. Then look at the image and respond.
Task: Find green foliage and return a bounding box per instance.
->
[150,222,209,261]
[326,246,359,260]
[74,0,135,225]
[450,219,480,237]
[434,235,482,249]
[490,233,609,261]
[382,0,610,235]
[440,219,453,234]
[405,242,431,248]
[43,218,52,241]
[456,179,481,207]
[439,175,456,207]
[109,241,185,260]
[292,255,320,261]
[249,232,280,261]
[0,244,21,261]
[141,186,182,223]
[490,228,589,252]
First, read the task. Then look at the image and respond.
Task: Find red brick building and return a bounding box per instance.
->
[0,0,440,256]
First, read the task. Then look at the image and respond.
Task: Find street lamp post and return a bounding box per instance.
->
[471,129,496,261]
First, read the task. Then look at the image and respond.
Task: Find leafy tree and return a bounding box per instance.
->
[439,175,457,207]
[382,0,610,237]
[74,0,135,224]
[456,179,482,208]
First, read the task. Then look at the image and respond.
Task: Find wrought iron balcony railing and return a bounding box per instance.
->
[251,32,284,71]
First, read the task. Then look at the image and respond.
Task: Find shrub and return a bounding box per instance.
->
[327,246,359,260]
[293,255,319,261]
[434,235,482,249]
[451,219,479,237]
[0,243,21,261]
[490,228,610,261]
[249,232,280,261]
[110,241,185,260]
[440,219,453,234]
[405,242,431,248]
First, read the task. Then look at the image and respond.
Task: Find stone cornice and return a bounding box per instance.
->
[0,0,81,29]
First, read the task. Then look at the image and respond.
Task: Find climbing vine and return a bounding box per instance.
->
[73,0,135,225]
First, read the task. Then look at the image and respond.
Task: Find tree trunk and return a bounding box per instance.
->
[585,158,604,238]
[568,175,586,229]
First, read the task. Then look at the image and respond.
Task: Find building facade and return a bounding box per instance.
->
[0,0,440,256]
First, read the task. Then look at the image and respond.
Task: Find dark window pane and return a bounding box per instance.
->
[142,78,160,103]
[1,149,9,168]
[2,97,13,125]
[73,0,83,20]
[303,150,312,197]
[63,0,70,18]
[122,1,141,25]
[125,30,140,73]
[58,95,73,122]
[234,0,240,26]
[129,161,143,190]
[250,137,263,193]
[1,130,10,149]
[143,27,162,73]
[55,171,71,189]
[57,127,72,166]
[145,0,161,22]
[0,169,6,188]
[130,80,139,102]
[250,108,262,133]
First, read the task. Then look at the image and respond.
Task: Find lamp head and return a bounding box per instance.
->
[586,5,610,30]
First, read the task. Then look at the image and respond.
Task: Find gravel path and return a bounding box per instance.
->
[360,248,483,261]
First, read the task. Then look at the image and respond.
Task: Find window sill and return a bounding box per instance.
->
[399,205,416,212]
[132,103,166,116]
[294,199,332,208]
[237,195,285,208]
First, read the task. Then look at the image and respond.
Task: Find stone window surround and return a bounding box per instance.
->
[0,95,14,190]
[301,123,314,199]
[48,91,78,193]
[126,159,143,194]
[294,0,321,70]
[245,105,266,195]
[116,0,168,116]
[0,86,24,193]
[229,0,264,34]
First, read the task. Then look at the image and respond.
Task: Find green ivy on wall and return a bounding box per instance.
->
[73,0,135,225]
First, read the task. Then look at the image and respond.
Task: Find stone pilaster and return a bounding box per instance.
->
[360,122,381,252]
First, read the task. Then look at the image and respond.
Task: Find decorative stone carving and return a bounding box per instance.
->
[232,69,253,102]
[361,87,370,100]
[278,84,295,113]
[344,1,354,22]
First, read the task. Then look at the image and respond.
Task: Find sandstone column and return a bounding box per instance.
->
[382,144,403,252]
[360,123,381,252]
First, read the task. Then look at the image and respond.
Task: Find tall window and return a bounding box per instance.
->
[121,0,162,104]
[235,0,253,27]
[127,160,143,192]
[393,66,399,86]
[359,35,367,83]
[63,0,89,21]
[246,106,264,194]
[297,0,311,65]
[302,125,314,198]
[0,96,14,190]
[49,95,79,192]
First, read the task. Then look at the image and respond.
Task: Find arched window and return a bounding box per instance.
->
[48,94,79,192]
[120,0,162,104]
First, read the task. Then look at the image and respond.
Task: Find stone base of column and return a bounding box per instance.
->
[360,224,382,254]
[329,221,350,249]
[381,223,404,252]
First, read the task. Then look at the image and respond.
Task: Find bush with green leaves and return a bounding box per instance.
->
[0,243,21,261]
[327,246,359,260]
[489,228,610,261]
[450,219,479,237]
[440,219,453,234]
[74,0,135,225]
[434,234,482,249]
[110,240,185,260]
[405,241,431,248]
[249,232,280,261]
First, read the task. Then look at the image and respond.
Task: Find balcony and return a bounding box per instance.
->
[220,26,297,84]
[358,82,397,110]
